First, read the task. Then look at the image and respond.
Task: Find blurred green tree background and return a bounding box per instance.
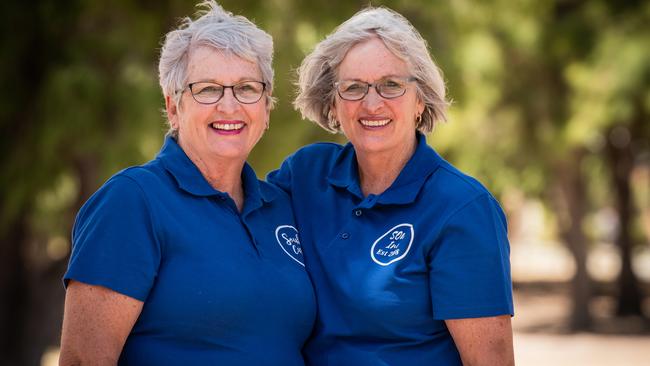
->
[1,0,648,364]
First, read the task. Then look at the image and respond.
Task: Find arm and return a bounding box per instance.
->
[428,195,514,365]
[446,315,514,366]
[59,280,144,366]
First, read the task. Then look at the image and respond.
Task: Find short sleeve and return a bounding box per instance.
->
[266,155,294,196]
[428,194,513,319]
[64,174,161,301]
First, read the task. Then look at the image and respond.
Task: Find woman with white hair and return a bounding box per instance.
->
[59,2,315,364]
[268,6,514,366]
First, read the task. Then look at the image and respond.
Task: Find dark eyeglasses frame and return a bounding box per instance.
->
[180,81,267,105]
[334,76,417,101]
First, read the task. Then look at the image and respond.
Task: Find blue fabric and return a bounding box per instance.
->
[267,132,513,366]
[65,136,316,366]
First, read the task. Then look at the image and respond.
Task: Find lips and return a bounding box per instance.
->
[359,118,391,127]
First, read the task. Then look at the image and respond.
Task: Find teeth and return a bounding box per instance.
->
[359,119,390,127]
[211,122,244,130]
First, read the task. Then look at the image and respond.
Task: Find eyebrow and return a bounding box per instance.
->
[339,75,407,82]
[190,77,262,84]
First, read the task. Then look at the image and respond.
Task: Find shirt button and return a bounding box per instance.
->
[218,196,226,201]
[341,232,350,239]
[354,209,363,217]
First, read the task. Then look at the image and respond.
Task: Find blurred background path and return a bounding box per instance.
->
[514,285,650,365]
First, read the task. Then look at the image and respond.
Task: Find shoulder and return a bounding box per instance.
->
[76,161,167,223]
[284,142,344,166]
[258,179,290,202]
[116,159,167,187]
[88,170,147,206]
[269,142,346,189]
[426,159,503,218]
[76,172,147,224]
[278,142,347,183]
[436,161,492,196]
[95,160,174,202]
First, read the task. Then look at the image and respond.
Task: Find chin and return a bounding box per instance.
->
[351,128,389,143]
[209,143,250,160]
[352,139,395,155]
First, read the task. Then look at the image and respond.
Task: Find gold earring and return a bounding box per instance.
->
[327,110,340,131]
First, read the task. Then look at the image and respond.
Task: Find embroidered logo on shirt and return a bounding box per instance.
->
[275,225,305,266]
[370,223,414,266]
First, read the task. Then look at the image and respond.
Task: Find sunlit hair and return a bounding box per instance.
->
[158,0,275,137]
[294,6,449,133]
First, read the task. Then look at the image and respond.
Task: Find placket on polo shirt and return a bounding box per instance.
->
[157,136,275,256]
[325,133,442,241]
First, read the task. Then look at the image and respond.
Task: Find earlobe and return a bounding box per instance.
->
[327,107,338,127]
[417,97,425,116]
[329,102,338,121]
[165,95,179,129]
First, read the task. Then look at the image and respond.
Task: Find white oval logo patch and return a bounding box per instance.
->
[370,223,414,266]
[275,225,304,266]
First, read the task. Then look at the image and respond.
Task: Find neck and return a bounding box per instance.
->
[356,137,417,197]
[182,144,246,212]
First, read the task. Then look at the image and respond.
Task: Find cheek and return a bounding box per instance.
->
[250,106,269,132]
[179,111,197,131]
[336,103,357,124]
[397,98,419,121]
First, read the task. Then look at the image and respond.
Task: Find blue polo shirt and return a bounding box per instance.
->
[267,133,513,366]
[65,136,316,366]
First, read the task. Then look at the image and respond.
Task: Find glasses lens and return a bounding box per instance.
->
[233,81,265,103]
[378,78,407,98]
[337,80,368,100]
[191,83,224,104]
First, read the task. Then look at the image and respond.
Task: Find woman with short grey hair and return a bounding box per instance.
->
[60,2,315,365]
[269,6,514,366]
[158,1,277,136]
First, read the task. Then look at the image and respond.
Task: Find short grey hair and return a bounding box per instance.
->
[158,1,275,137]
[294,6,449,133]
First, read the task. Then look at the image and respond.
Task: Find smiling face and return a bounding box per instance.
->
[166,46,269,165]
[332,37,424,156]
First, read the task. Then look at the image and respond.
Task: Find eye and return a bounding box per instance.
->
[382,79,403,89]
[195,84,223,95]
[235,82,261,94]
[343,82,365,92]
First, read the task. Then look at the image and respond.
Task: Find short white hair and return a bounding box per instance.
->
[158,1,275,136]
[294,6,449,133]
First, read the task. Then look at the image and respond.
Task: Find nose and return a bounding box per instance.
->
[361,87,384,112]
[216,87,239,113]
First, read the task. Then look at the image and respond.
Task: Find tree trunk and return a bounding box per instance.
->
[554,148,592,331]
[0,154,102,366]
[0,214,29,366]
[606,125,643,316]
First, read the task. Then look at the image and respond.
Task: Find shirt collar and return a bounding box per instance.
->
[241,162,277,214]
[326,132,442,205]
[157,136,275,206]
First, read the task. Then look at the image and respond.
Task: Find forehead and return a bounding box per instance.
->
[337,37,410,81]
[186,45,261,82]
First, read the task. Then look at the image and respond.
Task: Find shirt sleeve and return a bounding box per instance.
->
[266,155,294,196]
[428,194,513,319]
[64,174,161,301]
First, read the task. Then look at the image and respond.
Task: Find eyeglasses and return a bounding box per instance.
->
[181,81,266,104]
[335,76,416,101]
